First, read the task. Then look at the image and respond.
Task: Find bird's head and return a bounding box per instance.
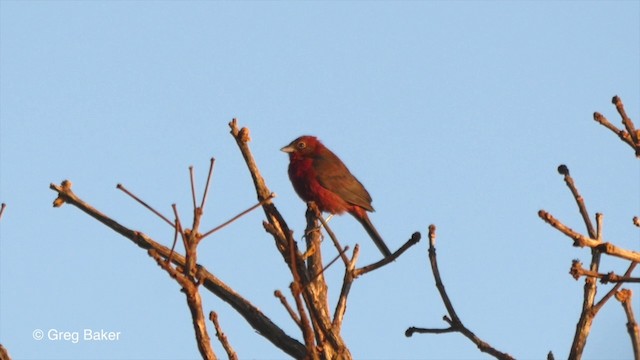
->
[281,136,322,159]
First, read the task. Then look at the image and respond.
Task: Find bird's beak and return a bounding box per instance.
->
[280,144,295,153]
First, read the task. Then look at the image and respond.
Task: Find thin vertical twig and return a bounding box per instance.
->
[189,166,198,211]
[200,158,216,210]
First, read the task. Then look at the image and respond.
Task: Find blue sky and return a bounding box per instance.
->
[1,1,639,359]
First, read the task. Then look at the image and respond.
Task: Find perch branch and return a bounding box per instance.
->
[612,96,640,153]
[311,203,349,267]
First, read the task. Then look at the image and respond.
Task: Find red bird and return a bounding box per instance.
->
[281,135,392,258]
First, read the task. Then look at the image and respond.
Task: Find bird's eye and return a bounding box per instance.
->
[297,141,306,149]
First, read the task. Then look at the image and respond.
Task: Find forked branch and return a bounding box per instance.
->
[593,96,640,157]
[49,180,306,359]
[406,225,515,360]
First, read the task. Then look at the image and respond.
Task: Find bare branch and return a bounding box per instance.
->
[593,96,640,157]
[612,96,640,155]
[49,181,306,359]
[557,165,596,238]
[200,193,276,240]
[274,290,302,328]
[209,311,238,360]
[354,232,420,277]
[407,225,515,360]
[189,166,198,211]
[593,111,635,150]
[615,289,640,360]
[539,210,640,262]
[0,203,6,221]
[200,158,216,210]
[150,249,216,360]
[333,245,359,330]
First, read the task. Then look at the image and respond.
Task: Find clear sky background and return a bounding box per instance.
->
[1,1,639,359]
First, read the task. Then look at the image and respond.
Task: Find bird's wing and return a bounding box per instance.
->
[313,151,375,212]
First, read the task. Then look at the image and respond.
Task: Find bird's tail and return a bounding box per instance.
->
[353,211,393,258]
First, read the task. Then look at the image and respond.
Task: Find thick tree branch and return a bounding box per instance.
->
[49,181,306,359]
[150,249,215,360]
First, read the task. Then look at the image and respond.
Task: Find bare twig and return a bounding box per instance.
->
[615,289,640,360]
[557,165,595,238]
[354,232,420,277]
[0,203,6,221]
[612,96,640,154]
[200,158,215,210]
[274,290,301,328]
[311,246,350,283]
[593,96,640,157]
[209,311,238,360]
[189,166,198,210]
[406,225,515,360]
[116,184,175,228]
[200,193,276,240]
[333,246,359,330]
